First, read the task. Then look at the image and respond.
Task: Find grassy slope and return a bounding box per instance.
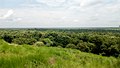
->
[0,39,120,68]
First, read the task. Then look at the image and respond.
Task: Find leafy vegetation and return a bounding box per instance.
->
[0,28,120,57]
[0,39,120,68]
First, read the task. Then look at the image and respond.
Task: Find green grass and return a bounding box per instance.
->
[0,39,120,68]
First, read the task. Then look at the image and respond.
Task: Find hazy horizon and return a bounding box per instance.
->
[0,0,120,28]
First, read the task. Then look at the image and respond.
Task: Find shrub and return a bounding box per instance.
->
[12,38,37,45]
[77,42,89,52]
[42,38,53,46]
[34,42,45,47]
[66,44,76,49]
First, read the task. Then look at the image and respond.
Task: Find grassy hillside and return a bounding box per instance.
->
[0,39,120,68]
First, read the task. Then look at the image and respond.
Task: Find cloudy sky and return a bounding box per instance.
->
[0,0,120,28]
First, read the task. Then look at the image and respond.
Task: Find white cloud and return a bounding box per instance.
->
[0,0,120,27]
[36,0,66,6]
[37,0,66,3]
[73,19,79,22]
[0,9,22,23]
[0,9,14,19]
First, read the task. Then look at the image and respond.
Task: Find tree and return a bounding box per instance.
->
[54,35,71,47]
[12,38,37,45]
[77,42,89,52]
[34,42,45,47]
[66,44,76,49]
[2,35,13,43]
[42,38,53,46]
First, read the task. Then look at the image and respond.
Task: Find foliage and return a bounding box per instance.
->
[34,42,45,47]
[12,38,37,45]
[41,38,53,46]
[66,44,76,49]
[0,40,120,68]
[0,28,120,57]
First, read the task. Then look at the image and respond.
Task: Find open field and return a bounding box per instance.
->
[0,39,120,68]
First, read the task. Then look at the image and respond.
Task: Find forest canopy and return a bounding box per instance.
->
[0,28,120,57]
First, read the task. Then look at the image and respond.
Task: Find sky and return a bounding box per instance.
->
[0,0,120,28]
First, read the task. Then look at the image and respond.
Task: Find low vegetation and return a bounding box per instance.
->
[0,39,120,68]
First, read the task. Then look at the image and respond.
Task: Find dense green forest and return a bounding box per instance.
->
[0,28,120,57]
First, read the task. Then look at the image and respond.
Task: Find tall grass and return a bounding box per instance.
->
[0,39,120,68]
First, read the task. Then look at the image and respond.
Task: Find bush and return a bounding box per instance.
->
[77,42,89,52]
[42,38,53,46]
[76,41,95,52]
[12,38,37,45]
[66,44,76,49]
[34,42,45,47]
[2,35,13,43]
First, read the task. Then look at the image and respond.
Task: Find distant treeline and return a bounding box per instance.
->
[0,28,120,57]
